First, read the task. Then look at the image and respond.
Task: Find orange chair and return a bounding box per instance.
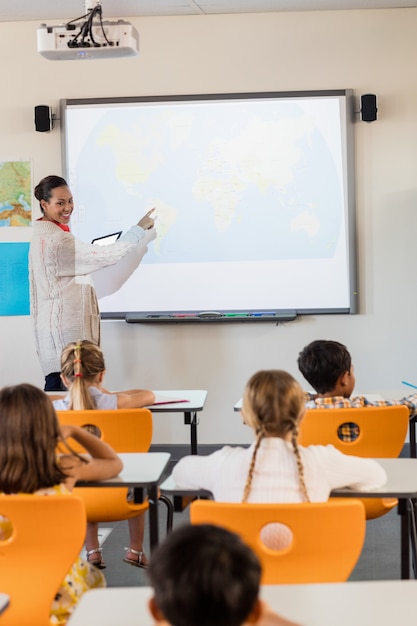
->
[0,494,85,626]
[56,408,153,454]
[190,498,366,584]
[56,409,172,529]
[298,405,409,519]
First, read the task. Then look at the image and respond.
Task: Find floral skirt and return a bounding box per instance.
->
[51,556,105,624]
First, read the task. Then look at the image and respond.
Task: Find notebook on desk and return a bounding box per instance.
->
[152,395,189,405]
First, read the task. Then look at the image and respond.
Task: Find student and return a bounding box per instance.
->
[147,523,299,626]
[53,339,154,569]
[53,339,155,411]
[29,174,156,392]
[0,383,123,625]
[172,369,386,546]
[297,339,417,441]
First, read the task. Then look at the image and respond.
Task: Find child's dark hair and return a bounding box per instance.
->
[148,524,262,626]
[297,339,352,394]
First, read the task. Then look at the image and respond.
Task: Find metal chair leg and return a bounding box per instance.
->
[158,494,174,533]
[408,498,417,578]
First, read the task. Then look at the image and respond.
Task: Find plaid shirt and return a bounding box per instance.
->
[304,392,417,442]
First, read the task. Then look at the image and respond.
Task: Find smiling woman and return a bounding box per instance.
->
[29,174,157,391]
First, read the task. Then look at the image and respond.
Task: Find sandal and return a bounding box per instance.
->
[86,547,106,569]
[123,547,148,569]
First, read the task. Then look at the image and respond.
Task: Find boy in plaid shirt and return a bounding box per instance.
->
[297,339,417,442]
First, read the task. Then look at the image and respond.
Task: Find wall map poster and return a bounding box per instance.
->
[0,161,31,226]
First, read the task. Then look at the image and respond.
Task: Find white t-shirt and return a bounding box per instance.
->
[52,386,118,410]
[173,437,386,502]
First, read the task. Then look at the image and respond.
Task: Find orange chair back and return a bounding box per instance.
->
[56,408,153,453]
[56,408,153,523]
[0,494,85,626]
[190,498,366,584]
[298,405,409,519]
[298,405,408,457]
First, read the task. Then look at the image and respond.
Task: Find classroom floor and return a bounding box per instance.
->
[97,445,411,587]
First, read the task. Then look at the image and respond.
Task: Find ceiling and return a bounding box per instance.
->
[0,0,415,22]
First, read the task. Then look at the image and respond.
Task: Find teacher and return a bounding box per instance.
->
[29,174,156,391]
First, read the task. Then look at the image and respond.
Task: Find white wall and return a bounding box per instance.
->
[0,8,416,444]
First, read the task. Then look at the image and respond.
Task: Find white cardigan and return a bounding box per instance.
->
[29,220,155,375]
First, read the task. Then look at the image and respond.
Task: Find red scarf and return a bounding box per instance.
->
[37,218,70,232]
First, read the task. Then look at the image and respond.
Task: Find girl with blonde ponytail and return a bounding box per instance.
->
[173,369,386,547]
[53,340,155,410]
[52,339,155,569]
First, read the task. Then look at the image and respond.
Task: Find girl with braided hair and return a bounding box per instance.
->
[172,369,386,547]
[52,339,154,569]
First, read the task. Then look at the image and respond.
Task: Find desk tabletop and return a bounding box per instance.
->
[148,390,207,412]
[67,581,417,625]
[234,397,242,411]
[76,452,171,488]
[333,458,417,498]
[160,475,213,499]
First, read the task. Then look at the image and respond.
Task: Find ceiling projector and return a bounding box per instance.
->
[37,2,138,60]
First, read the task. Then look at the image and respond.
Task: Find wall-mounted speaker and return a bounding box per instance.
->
[361,94,378,123]
[34,105,52,132]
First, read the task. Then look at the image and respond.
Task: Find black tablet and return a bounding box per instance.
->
[91,231,122,246]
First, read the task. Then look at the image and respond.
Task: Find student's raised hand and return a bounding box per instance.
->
[138,208,156,230]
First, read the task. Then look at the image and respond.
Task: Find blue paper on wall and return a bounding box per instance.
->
[0,243,30,315]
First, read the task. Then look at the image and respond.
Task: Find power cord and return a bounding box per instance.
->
[65,3,113,49]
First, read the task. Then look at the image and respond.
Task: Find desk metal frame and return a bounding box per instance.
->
[148,391,208,455]
[333,458,417,579]
[77,452,171,551]
[410,416,416,458]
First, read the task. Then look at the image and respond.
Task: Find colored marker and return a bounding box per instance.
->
[401,381,417,390]
[225,313,250,317]
[251,312,276,317]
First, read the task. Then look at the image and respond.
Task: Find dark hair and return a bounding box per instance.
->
[34,175,68,207]
[297,339,352,394]
[148,524,261,626]
[0,384,67,493]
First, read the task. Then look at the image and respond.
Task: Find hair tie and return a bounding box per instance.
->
[74,373,83,378]
[73,359,81,364]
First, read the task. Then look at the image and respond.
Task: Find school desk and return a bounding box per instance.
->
[76,452,170,550]
[66,581,417,626]
[147,390,208,455]
[161,458,417,578]
[332,457,417,579]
